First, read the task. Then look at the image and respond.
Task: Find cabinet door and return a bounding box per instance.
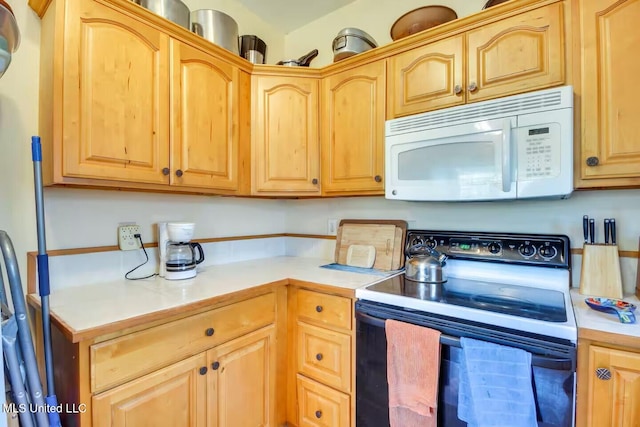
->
[252,75,320,195]
[466,3,564,103]
[297,374,350,427]
[322,61,385,195]
[63,0,170,184]
[92,354,207,427]
[171,40,239,190]
[578,0,640,184]
[587,345,640,427]
[387,35,464,118]
[208,326,276,427]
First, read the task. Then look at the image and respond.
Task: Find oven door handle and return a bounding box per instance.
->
[356,311,573,371]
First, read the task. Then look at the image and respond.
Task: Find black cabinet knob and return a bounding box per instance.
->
[176,169,184,177]
[374,175,382,183]
[315,305,323,313]
[199,367,208,375]
[205,328,215,337]
[586,157,599,167]
[212,361,220,370]
[312,178,318,185]
[315,353,323,361]
[315,410,322,419]
[162,167,170,176]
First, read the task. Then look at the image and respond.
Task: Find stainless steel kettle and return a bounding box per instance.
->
[405,244,447,283]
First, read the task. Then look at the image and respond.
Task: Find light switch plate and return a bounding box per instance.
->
[118,224,141,251]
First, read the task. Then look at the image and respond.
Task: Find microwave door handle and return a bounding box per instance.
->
[502,119,512,193]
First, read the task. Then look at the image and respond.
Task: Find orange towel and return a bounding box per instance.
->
[386,319,441,427]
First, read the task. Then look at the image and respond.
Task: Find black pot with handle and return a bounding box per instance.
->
[277,49,319,67]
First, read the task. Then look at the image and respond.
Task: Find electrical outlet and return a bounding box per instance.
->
[327,219,338,236]
[118,224,141,251]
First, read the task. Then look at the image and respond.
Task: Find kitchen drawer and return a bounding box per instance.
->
[91,292,275,392]
[297,289,352,331]
[297,321,351,392]
[297,374,350,427]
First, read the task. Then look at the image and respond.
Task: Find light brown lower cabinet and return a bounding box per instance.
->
[576,335,640,427]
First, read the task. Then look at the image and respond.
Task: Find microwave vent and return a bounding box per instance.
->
[389,87,568,134]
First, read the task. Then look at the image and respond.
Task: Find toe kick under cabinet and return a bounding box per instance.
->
[34,290,285,427]
[289,287,355,427]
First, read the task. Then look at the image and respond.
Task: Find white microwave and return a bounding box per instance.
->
[385,85,574,202]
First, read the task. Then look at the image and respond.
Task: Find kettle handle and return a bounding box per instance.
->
[407,244,447,265]
[190,242,205,264]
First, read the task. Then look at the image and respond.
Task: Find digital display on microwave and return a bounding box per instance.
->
[528,127,550,135]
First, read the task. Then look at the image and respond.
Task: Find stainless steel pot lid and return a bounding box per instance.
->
[334,27,377,48]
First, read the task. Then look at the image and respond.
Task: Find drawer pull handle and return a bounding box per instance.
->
[315,410,322,419]
[212,361,220,370]
[205,328,215,337]
[316,305,323,313]
[315,353,323,361]
[374,175,382,183]
[596,367,611,380]
[199,366,208,375]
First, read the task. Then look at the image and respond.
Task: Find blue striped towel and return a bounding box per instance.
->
[458,337,537,427]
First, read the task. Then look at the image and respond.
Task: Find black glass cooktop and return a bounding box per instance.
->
[365,274,567,322]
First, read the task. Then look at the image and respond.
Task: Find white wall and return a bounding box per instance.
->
[284,0,487,67]
[183,0,286,64]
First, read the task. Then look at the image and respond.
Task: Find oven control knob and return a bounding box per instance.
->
[539,245,558,260]
[425,238,437,249]
[488,242,502,254]
[410,236,424,247]
[518,243,536,258]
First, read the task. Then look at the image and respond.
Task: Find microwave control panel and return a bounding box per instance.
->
[517,123,561,180]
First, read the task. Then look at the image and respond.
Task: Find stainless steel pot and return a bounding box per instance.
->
[332,28,377,62]
[405,244,447,283]
[191,10,239,54]
[133,0,190,30]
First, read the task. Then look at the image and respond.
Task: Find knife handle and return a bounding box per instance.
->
[589,219,595,244]
[583,215,589,243]
[604,219,610,244]
[611,219,616,245]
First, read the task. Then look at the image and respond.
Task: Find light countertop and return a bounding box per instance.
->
[29,257,394,341]
[30,256,640,345]
[570,289,640,340]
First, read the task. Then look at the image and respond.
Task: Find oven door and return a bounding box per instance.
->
[355,301,576,427]
[385,117,516,202]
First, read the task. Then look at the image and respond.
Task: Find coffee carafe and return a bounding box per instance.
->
[158,222,205,280]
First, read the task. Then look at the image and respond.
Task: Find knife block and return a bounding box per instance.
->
[580,244,623,299]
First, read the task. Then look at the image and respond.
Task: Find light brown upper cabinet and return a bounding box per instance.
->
[576,0,640,188]
[39,0,247,194]
[388,3,565,118]
[170,40,241,191]
[252,74,321,196]
[322,61,386,195]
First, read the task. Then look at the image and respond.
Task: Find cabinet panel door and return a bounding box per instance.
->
[297,374,350,427]
[466,3,564,103]
[208,326,276,427]
[579,0,640,183]
[92,354,207,427]
[171,40,239,190]
[322,61,385,195]
[63,0,170,183]
[387,35,465,118]
[252,76,320,195]
[588,345,640,427]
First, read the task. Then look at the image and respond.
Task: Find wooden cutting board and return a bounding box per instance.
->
[334,219,407,270]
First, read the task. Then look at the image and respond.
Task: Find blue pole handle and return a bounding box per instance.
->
[37,254,50,297]
[31,136,42,162]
